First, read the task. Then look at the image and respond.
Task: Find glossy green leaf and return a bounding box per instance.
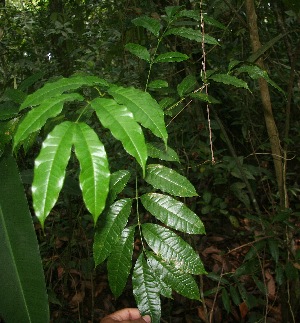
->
[165,27,219,45]
[141,193,205,234]
[93,199,132,266]
[178,9,200,21]
[148,80,169,89]
[209,74,250,91]
[154,52,189,63]
[146,142,179,162]
[0,102,19,120]
[165,6,183,19]
[132,16,161,37]
[107,170,131,205]
[108,86,168,145]
[92,98,147,176]
[32,121,75,227]
[133,253,161,323]
[14,93,83,149]
[203,15,226,30]
[108,226,135,298]
[125,43,150,62]
[145,164,198,197]
[177,75,197,97]
[142,223,205,274]
[0,153,49,323]
[73,122,110,223]
[20,75,108,110]
[230,285,241,306]
[147,252,200,299]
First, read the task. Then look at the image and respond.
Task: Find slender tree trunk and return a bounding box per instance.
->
[245,0,284,208]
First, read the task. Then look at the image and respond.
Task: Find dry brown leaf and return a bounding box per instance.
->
[202,246,221,257]
[239,301,248,319]
[265,269,276,300]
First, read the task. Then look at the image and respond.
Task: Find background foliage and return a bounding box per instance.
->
[0,0,300,322]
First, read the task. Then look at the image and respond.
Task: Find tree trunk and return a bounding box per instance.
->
[245,0,285,208]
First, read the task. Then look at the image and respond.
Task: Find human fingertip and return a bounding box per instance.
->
[142,315,151,323]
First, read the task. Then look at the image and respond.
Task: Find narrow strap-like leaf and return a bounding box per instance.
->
[107,170,131,205]
[93,198,132,266]
[108,86,168,145]
[133,253,161,323]
[107,226,135,298]
[32,121,75,227]
[73,123,110,223]
[146,252,200,300]
[141,193,205,234]
[142,223,205,274]
[20,75,109,110]
[92,98,147,176]
[14,93,83,149]
[145,164,198,197]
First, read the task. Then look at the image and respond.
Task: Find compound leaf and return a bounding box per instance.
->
[141,193,205,234]
[142,223,205,274]
[73,123,110,223]
[108,86,168,145]
[32,121,75,227]
[93,199,132,266]
[145,164,197,197]
[14,93,83,149]
[133,253,161,323]
[108,226,135,298]
[92,98,147,176]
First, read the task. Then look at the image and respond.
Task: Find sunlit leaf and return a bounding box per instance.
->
[148,80,169,89]
[142,223,205,274]
[132,16,161,37]
[20,75,109,110]
[141,193,205,234]
[145,164,198,197]
[147,252,200,299]
[125,43,150,62]
[92,98,147,176]
[108,226,135,298]
[154,52,189,63]
[133,253,161,322]
[107,170,131,205]
[93,199,132,266]
[108,86,168,145]
[32,121,75,227]
[73,123,110,223]
[14,93,83,149]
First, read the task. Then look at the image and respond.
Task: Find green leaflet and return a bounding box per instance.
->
[93,199,132,266]
[20,75,108,110]
[14,93,84,149]
[154,52,189,63]
[133,253,161,323]
[209,73,250,91]
[148,80,169,89]
[91,98,147,176]
[32,121,75,227]
[146,252,200,300]
[108,86,168,145]
[0,153,49,323]
[107,226,135,298]
[107,170,131,205]
[142,223,205,274]
[146,142,179,162]
[125,43,151,62]
[73,123,110,223]
[145,164,198,197]
[132,16,161,37]
[141,193,205,234]
[189,92,221,104]
[177,75,197,97]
